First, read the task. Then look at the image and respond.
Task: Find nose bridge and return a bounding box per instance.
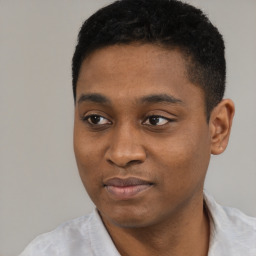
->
[105,121,146,167]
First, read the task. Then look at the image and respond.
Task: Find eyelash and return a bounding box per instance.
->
[82,114,112,126]
[143,115,175,126]
[81,114,175,127]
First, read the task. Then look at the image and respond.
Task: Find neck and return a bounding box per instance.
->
[101,193,210,256]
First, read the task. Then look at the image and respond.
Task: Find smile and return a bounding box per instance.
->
[104,177,153,200]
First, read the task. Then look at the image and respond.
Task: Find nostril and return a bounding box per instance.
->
[107,159,114,165]
[107,159,143,168]
[127,159,143,166]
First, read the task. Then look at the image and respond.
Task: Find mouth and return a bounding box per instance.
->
[104,177,154,200]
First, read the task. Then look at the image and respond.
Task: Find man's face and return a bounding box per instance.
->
[74,44,212,228]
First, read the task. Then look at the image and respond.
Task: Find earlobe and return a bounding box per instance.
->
[210,99,235,155]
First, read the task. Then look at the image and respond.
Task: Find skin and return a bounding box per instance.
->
[74,44,235,256]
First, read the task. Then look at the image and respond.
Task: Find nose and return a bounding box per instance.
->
[105,125,146,168]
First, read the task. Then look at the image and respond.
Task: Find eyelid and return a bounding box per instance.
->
[81,110,111,120]
[142,115,176,126]
[81,113,112,125]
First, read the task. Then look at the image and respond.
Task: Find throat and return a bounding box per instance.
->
[100,201,210,256]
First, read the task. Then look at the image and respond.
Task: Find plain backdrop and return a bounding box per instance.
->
[1,0,256,255]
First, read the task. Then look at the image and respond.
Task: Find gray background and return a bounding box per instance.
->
[1,0,255,255]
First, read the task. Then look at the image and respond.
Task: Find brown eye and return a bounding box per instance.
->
[143,115,170,126]
[84,115,111,125]
[89,115,101,124]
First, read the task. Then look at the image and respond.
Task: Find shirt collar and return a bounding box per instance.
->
[89,192,256,256]
[204,191,256,255]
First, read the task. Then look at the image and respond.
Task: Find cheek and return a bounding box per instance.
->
[73,128,103,194]
[74,121,104,166]
[152,128,211,187]
[74,146,103,205]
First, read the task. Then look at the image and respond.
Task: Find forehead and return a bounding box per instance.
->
[76,44,204,106]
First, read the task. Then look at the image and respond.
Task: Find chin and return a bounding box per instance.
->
[99,204,160,229]
[106,215,153,229]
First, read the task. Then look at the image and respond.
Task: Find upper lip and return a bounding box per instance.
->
[104,177,153,187]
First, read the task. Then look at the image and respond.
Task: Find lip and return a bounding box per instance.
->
[104,177,153,200]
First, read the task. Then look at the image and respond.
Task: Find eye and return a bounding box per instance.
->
[83,114,111,125]
[143,115,172,126]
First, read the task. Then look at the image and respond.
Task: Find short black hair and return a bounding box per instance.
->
[72,0,226,120]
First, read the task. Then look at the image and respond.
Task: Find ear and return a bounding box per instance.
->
[209,99,235,155]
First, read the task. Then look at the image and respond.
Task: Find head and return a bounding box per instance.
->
[72,0,234,229]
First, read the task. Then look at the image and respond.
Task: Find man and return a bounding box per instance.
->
[20,0,256,255]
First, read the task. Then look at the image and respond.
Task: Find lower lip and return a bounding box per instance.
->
[105,184,152,200]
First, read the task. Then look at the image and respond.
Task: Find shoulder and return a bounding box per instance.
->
[204,192,256,255]
[19,211,96,256]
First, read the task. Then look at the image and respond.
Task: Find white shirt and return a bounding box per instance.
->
[19,193,256,256]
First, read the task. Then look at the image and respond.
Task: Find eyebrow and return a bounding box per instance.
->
[140,94,183,105]
[77,93,111,105]
[77,93,183,106]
